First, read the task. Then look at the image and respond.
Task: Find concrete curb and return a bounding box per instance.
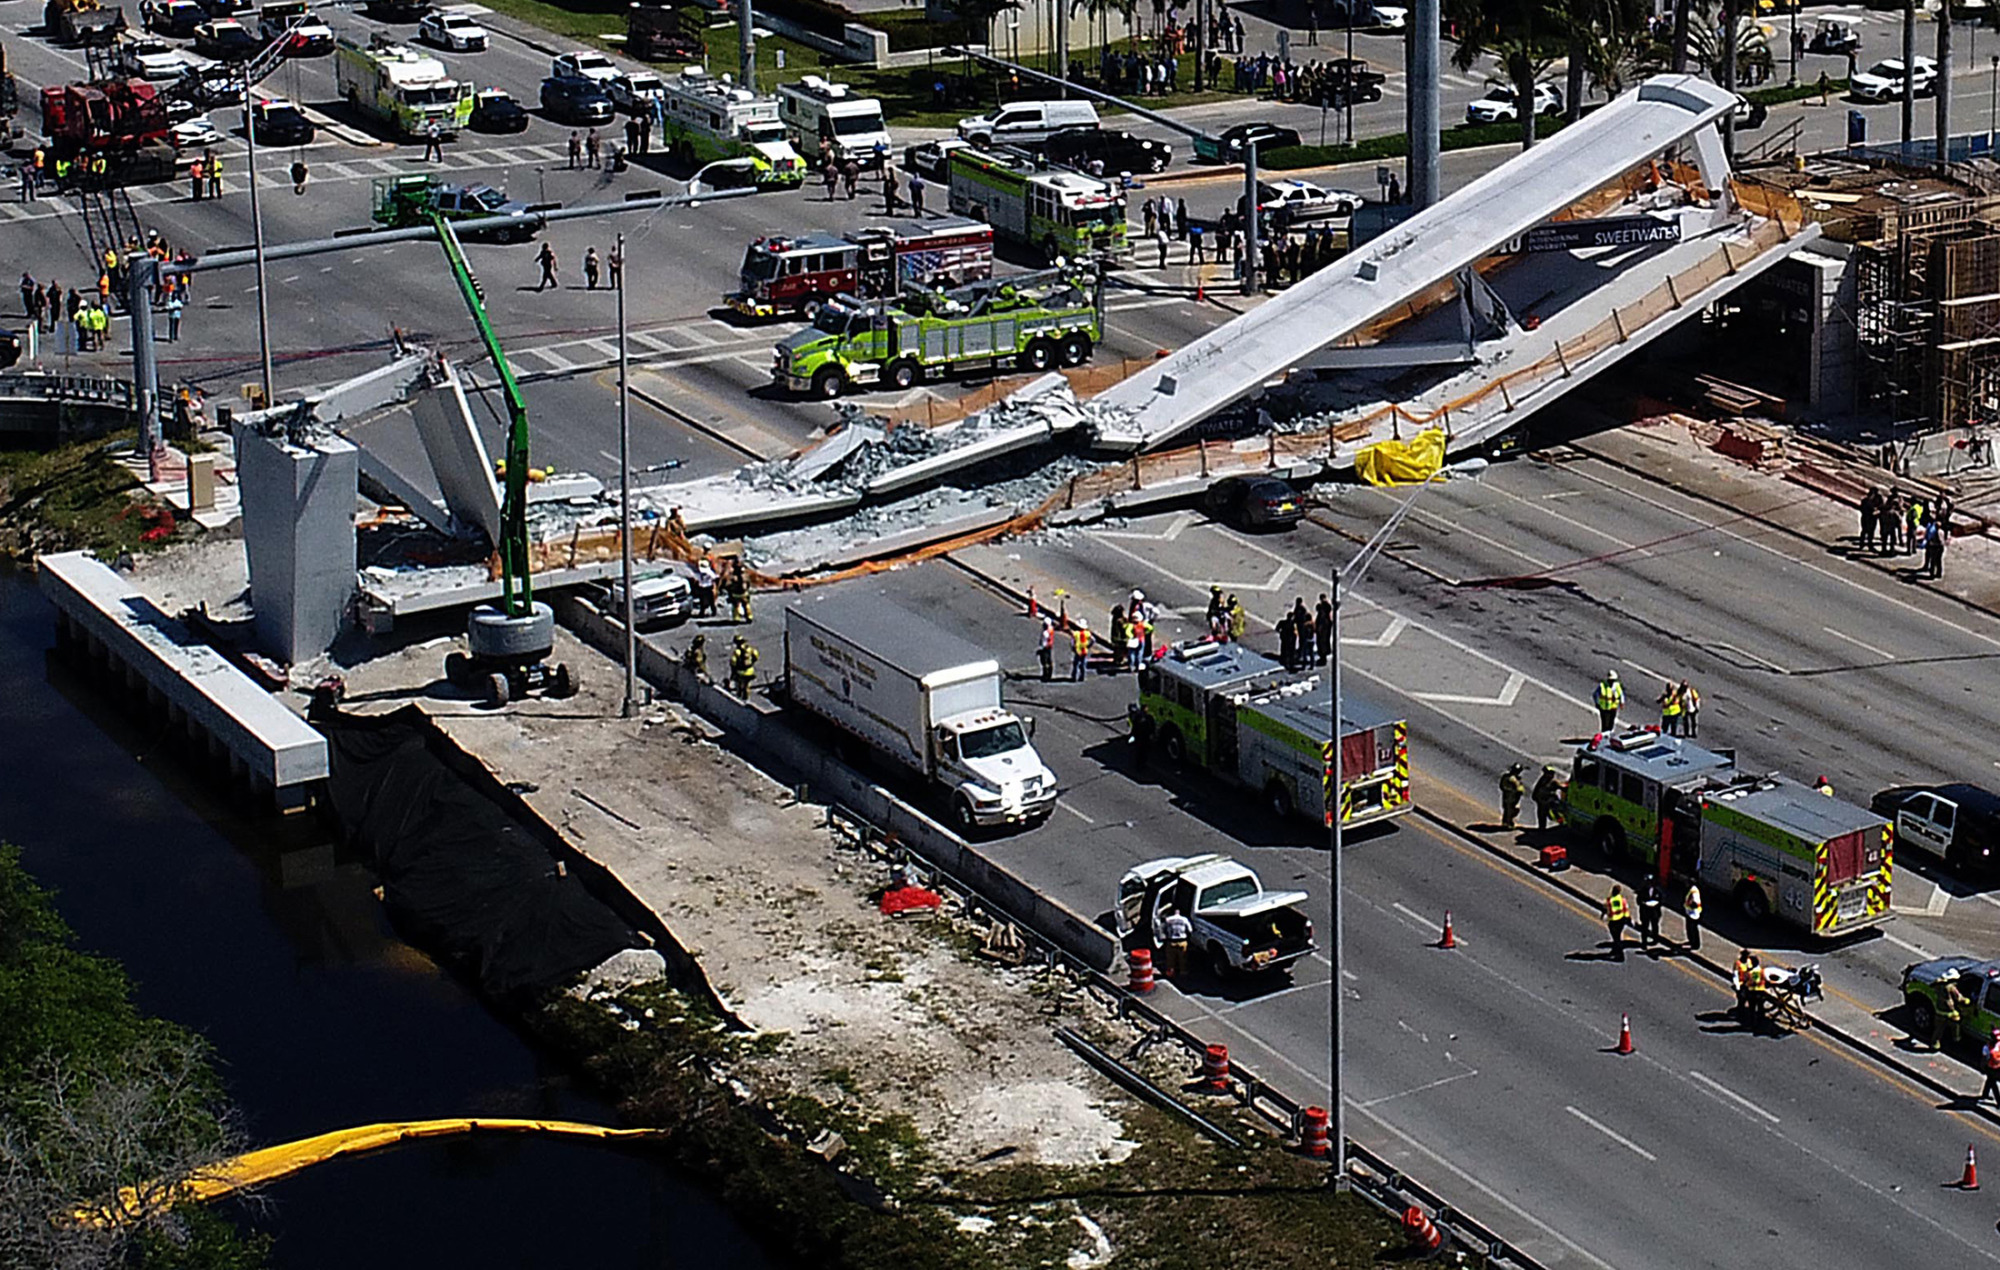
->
[1411,806,2000,1126]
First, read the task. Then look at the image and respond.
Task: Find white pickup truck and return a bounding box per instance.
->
[1116,854,1315,977]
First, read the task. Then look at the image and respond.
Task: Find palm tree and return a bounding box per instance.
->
[1559,0,1649,120]
[1445,0,1561,148]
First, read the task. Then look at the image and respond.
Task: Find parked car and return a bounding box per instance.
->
[113,38,195,81]
[243,96,314,144]
[1256,178,1362,217]
[1202,122,1302,162]
[141,0,205,36]
[1873,783,2000,874]
[607,70,666,115]
[1465,81,1562,123]
[171,116,224,149]
[955,98,1100,148]
[417,8,487,49]
[1203,474,1304,530]
[469,87,530,133]
[552,50,618,84]
[540,74,614,125]
[1044,126,1171,174]
[1903,956,2000,1043]
[193,18,259,59]
[1850,57,1937,102]
[903,137,968,182]
[363,0,431,19]
[193,0,253,17]
[598,570,695,630]
[1114,854,1315,978]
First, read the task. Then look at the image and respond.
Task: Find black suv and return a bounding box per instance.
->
[1044,127,1171,174]
[540,75,613,126]
[470,88,530,133]
[1202,123,1303,162]
[244,100,315,145]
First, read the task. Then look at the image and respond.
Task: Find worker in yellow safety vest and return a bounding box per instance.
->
[1735,949,1762,1013]
[1604,887,1630,962]
[1069,620,1091,682]
[1594,670,1624,732]
[1657,680,1683,736]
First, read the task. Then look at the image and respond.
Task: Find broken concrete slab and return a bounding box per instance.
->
[409,359,502,543]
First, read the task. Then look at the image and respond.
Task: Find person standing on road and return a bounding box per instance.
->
[1604,886,1630,961]
[1070,619,1090,681]
[1678,678,1701,737]
[424,121,444,163]
[534,242,559,291]
[1499,762,1526,829]
[607,241,623,290]
[1638,875,1663,952]
[1924,518,1948,579]
[694,556,718,616]
[165,291,184,341]
[1860,487,1881,553]
[1933,968,1969,1051]
[1881,489,1905,554]
[1154,227,1170,269]
[1734,948,1761,1011]
[1681,881,1702,951]
[18,272,35,321]
[1037,616,1056,681]
[728,634,758,699]
[685,633,707,681]
[568,131,583,169]
[189,157,204,202]
[909,173,927,216]
[1907,496,1926,557]
[290,158,309,194]
[1981,1029,2000,1106]
[1227,595,1247,642]
[1532,764,1563,829]
[583,246,601,289]
[726,561,752,623]
[882,163,901,214]
[1657,679,1683,736]
[206,153,223,199]
[1142,197,1158,239]
[1594,670,1624,732]
[1314,592,1332,664]
[1158,906,1191,978]
[842,159,860,200]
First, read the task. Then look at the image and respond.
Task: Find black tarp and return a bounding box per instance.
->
[319,706,638,1001]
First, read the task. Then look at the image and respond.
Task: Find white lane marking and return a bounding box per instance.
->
[1565,1105,1657,1161]
[1687,1069,1781,1124]
[1881,930,1939,959]
[583,338,620,359]
[631,330,677,352]
[1411,671,1526,709]
[1891,880,1951,919]
[1621,656,1670,684]
[1341,615,1408,647]
[1823,625,1894,660]
[1391,901,1434,927]
[1212,976,1329,1014]
[1710,640,1790,673]
[672,323,721,347]
[1058,801,1096,824]
[1541,489,1586,500]
[1356,1068,1480,1109]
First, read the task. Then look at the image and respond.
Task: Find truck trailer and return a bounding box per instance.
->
[783,592,1059,832]
[773,265,1101,398]
[1562,728,1893,938]
[1137,640,1411,828]
[728,216,993,318]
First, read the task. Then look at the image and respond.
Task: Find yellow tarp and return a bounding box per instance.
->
[84,1119,666,1224]
[1353,428,1446,487]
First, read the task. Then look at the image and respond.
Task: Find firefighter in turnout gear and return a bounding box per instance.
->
[1933,968,1970,1052]
[1604,887,1631,961]
[1532,764,1562,829]
[686,633,708,682]
[1735,949,1763,1013]
[1595,670,1624,732]
[729,635,758,699]
[1499,762,1526,829]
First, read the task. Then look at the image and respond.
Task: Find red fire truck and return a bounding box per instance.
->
[726,216,993,319]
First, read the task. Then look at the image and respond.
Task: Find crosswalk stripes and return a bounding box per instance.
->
[582,338,621,359]
[522,346,578,370]
[670,324,721,347]
[630,330,678,352]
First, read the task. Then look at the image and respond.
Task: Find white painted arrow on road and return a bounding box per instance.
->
[1341,616,1409,649]
[1411,671,1527,709]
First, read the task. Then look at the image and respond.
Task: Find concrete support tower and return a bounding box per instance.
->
[236,423,358,665]
[1407,0,1441,208]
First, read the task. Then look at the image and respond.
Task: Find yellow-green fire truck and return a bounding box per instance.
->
[1136,641,1411,828]
[772,266,1102,399]
[1562,728,1893,937]
[656,66,805,190]
[334,38,471,139]
[947,145,1128,265]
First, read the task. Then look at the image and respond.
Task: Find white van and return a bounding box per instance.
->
[776,75,893,166]
[956,99,1100,149]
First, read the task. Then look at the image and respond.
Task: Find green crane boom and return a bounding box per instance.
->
[432,213,533,616]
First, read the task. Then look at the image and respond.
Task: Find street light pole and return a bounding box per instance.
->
[1789,3,1799,86]
[616,232,636,719]
[243,64,275,409]
[1990,55,1997,154]
[1326,471,1445,1179]
[1345,15,1356,143]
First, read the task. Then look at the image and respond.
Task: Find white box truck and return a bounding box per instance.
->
[783,592,1059,832]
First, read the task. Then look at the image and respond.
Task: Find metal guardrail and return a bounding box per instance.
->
[0,372,136,409]
[822,801,1549,1269]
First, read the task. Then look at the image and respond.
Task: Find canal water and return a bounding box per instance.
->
[0,572,775,1269]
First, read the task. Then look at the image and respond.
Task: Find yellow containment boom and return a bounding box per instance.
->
[83,1119,668,1224]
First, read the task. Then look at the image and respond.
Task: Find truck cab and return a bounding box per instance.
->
[1564,728,1735,865]
[933,708,1058,830]
[1116,854,1315,977]
[600,570,693,630]
[777,75,890,166]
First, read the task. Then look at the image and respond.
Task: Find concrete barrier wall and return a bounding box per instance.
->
[554,596,1119,971]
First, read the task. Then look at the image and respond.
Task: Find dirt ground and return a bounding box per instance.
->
[332,624,1142,1175]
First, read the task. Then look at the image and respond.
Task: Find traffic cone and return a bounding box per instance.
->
[1962,1145,1981,1190]
[1615,1012,1635,1055]
[1439,910,1456,949]
[1195,274,1205,303]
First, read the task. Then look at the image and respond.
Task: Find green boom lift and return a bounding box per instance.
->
[432,213,577,707]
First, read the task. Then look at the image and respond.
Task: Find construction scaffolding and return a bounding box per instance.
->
[1848,182,2000,435]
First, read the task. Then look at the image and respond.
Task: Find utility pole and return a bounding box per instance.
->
[244,63,275,409]
[1903,0,1918,156]
[127,256,160,481]
[1722,0,1738,159]
[1938,0,1954,169]
[1243,142,1261,295]
[616,232,636,719]
[1407,0,1441,208]
[1344,16,1356,143]
[1326,472,1445,1180]
[740,0,756,92]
